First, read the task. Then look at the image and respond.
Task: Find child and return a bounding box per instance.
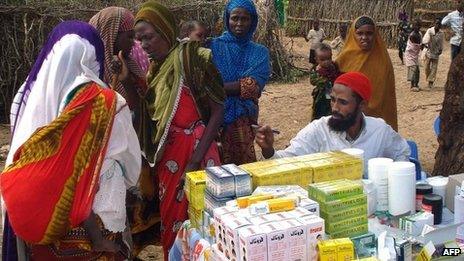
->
[179,20,208,46]
[305,18,326,65]
[404,20,423,91]
[309,43,341,120]
[330,23,348,56]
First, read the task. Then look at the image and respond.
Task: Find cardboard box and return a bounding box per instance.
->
[205,189,234,216]
[273,211,295,221]
[282,219,307,261]
[222,164,253,197]
[206,166,235,198]
[335,238,354,261]
[238,225,268,261]
[326,215,368,234]
[317,240,338,261]
[185,170,206,210]
[213,206,238,251]
[252,185,309,200]
[287,207,314,219]
[261,222,291,261]
[399,211,434,236]
[321,205,367,223]
[298,215,325,261]
[299,198,320,216]
[308,179,363,203]
[211,243,229,261]
[250,163,312,189]
[319,194,367,213]
[445,173,464,212]
[224,217,252,261]
[328,223,368,239]
[248,214,279,226]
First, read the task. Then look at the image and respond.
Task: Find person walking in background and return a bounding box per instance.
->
[442,1,464,60]
[404,20,423,91]
[397,10,411,64]
[336,16,398,131]
[305,18,326,65]
[330,23,348,57]
[210,0,270,165]
[423,18,444,89]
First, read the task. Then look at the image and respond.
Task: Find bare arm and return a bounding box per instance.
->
[83,211,120,253]
[224,81,241,96]
[120,76,143,111]
[185,97,224,171]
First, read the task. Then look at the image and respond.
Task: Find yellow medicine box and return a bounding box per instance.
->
[318,238,354,261]
[335,238,354,261]
[318,240,338,261]
[251,163,312,189]
[185,170,207,210]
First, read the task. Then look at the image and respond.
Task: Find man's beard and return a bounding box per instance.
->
[328,107,360,132]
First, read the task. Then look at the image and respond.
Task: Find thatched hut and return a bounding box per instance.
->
[285,0,414,47]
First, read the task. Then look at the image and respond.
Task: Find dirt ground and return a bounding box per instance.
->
[259,37,449,174]
[0,37,450,260]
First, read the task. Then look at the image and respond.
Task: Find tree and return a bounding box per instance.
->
[432,41,464,176]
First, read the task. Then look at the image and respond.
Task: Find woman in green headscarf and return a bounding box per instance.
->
[132,1,225,257]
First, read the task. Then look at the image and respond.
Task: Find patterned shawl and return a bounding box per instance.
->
[336,16,398,130]
[1,21,115,244]
[136,1,225,164]
[89,7,146,99]
[210,0,270,125]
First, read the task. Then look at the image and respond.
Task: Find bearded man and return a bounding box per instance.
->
[255,72,410,178]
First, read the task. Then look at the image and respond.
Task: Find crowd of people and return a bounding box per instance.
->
[0,0,462,260]
[397,3,463,91]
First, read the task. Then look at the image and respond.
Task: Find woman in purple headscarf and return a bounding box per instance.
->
[1,21,140,260]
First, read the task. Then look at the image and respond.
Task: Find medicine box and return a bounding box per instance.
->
[238,225,268,261]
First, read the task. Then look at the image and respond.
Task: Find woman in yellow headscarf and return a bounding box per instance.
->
[133,1,225,258]
[336,16,398,130]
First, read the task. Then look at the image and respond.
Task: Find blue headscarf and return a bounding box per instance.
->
[211,0,270,125]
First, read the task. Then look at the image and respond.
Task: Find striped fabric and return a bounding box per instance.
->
[1,83,116,244]
[89,7,145,99]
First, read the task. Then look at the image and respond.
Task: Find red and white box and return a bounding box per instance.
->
[298,215,325,261]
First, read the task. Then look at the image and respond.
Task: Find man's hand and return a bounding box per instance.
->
[255,125,275,159]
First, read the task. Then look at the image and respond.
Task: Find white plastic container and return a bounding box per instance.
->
[368,158,393,211]
[388,162,416,216]
[427,176,449,204]
[362,179,377,216]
